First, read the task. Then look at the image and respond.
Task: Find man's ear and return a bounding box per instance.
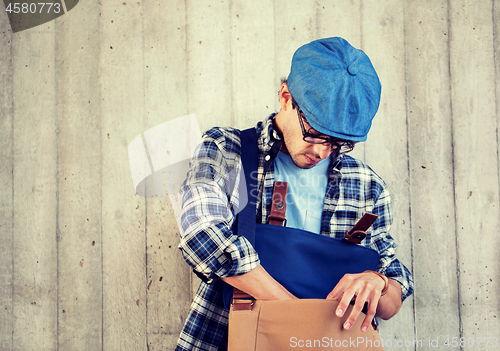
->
[279,83,294,111]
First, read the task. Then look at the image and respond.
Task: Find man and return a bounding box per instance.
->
[175,37,413,351]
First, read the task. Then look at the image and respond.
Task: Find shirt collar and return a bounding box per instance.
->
[259,113,280,146]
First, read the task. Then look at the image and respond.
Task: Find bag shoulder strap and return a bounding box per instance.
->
[237,127,259,244]
[229,128,259,305]
[233,129,289,304]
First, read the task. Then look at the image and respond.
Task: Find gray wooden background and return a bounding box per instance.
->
[1,0,499,350]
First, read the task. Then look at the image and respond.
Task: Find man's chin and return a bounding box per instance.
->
[291,158,317,169]
[299,163,316,169]
[302,154,320,168]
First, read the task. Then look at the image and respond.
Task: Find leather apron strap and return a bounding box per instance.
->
[268,181,288,226]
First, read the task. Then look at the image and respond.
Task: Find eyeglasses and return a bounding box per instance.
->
[296,106,351,150]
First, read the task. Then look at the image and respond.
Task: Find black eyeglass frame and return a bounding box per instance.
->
[296,106,351,150]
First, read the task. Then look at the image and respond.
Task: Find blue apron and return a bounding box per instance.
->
[223,128,380,309]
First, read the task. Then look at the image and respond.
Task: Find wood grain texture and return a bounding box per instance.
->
[273,1,316,81]
[142,0,192,349]
[56,1,103,350]
[99,1,147,349]
[230,0,275,129]
[12,27,58,350]
[186,0,233,133]
[0,13,14,351]
[449,0,500,338]
[405,0,460,342]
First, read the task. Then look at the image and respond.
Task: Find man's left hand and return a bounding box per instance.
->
[326,271,402,332]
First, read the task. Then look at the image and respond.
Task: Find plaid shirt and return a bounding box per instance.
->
[175,114,414,351]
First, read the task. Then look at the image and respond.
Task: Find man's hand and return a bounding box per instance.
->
[222,265,297,301]
[326,271,402,332]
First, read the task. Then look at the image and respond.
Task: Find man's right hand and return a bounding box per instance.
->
[221,265,297,300]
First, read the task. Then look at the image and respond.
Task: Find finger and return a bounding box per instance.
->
[326,286,339,300]
[335,286,357,319]
[327,274,351,300]
[361,295,380,332]
[343,288,370,330]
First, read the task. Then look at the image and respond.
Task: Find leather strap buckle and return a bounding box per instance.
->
[344,212,378,244]
[231,288,254,309]
[269,181,288,226]
[231,299,254,311]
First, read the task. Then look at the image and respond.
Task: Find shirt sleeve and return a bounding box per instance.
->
[370,184,414,302]
[177,128,260,284]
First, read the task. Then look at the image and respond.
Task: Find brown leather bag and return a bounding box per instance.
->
[228,298,384,351]
[227,182,385,351]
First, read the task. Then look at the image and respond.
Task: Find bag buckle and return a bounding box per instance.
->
[344,213,378,244]
[231,299,254,311]
[269,181,288,226]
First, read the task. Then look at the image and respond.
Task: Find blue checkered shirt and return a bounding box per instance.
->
[175,114,414,351]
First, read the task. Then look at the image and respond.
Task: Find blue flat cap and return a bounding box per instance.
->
[287,37,381,142]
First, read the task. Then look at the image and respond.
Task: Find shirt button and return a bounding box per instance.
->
[265,155,271,161]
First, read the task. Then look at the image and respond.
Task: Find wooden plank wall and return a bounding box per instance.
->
[1,1,499,350]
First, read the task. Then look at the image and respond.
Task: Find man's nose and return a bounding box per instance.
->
[312,143,332,160]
